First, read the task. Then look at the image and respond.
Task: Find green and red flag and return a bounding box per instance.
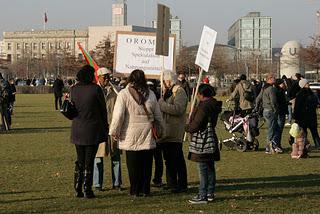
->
[77,42,99,82]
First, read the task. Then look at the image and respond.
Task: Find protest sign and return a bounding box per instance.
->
[114,31,175,78]
[195,26,217,72]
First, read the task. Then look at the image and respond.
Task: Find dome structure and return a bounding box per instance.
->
[280,40,304,78]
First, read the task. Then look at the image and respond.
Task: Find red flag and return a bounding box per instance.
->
[44,12,48,23]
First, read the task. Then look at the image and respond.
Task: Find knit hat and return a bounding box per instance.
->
[299,79,309,88]
[97,67,111,76]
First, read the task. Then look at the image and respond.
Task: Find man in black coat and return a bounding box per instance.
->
[53,75,64,110]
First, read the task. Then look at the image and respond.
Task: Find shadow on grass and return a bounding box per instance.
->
[1,196,58,204]
[8,126,70,134]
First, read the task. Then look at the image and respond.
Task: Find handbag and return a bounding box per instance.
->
[60,93,78,120]
[142,103,161,140]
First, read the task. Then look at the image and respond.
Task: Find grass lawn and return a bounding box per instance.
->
[1,94,320,214]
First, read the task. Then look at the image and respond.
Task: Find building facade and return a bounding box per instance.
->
[228,12,272,60]
[152,15,183,53]
[2,30,88,63]
[1,25,155,63]
[112,0,127,26]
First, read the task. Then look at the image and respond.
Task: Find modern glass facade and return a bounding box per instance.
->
[112,0,127,26]
[228,12,272,59]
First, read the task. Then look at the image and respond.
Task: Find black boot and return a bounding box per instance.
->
[74,161,84,198]
[84,170,95,198]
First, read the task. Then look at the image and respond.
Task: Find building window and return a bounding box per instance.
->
[41,54,46,59]
[33,53,38,58]
[7,43,12,50]
[17,54,21,60]
[66,42,71,49]
[16,43,21,50]
[7,54,12,62]
[260,29,270,38]
[254,40,260,49]
[254,19,260,28]
[254,29,259,39]
[24,43,29,49]
[260,39,271,49]
[49,43,54,50]
[241,29,253,39]
[241,19,253,28]
[33,43,38,50]
[260,19,270,28]
[41,42,46,49]
[241,40,253,49]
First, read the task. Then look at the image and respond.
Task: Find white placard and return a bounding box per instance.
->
[114,32,175,76]
[195,26,217,72]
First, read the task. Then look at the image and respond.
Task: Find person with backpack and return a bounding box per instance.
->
[186,84,222,204]
[228,74,255,116]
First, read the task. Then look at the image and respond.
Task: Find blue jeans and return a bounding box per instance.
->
[198,161,216,198]
[263,110,280,146]
[93,152,122,188]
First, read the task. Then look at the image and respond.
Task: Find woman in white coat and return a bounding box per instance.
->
[109,69,163,197]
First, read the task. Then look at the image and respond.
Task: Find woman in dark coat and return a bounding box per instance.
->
[293,79,320,148]
[71,65,108,198]
[186,84,222,204]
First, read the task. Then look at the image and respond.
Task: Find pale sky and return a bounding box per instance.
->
[0,0,319,47]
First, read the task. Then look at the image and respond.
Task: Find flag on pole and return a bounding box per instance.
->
[77,42,99,82]
[44,12,48,23]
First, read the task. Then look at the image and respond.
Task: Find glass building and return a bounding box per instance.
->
[152,15,182,53]
[112,0,127,26]
[228,12,272,59]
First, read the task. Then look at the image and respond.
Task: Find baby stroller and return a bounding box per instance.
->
[219,105,261,152]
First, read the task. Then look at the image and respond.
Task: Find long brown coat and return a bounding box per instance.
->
[70,83,108,145]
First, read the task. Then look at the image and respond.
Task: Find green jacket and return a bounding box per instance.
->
[158,85,188,143]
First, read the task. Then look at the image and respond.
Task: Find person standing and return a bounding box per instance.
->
[293,79,320,149]
[109,69,163,197]
[229,74,255,115]
[93,67,122,191]
[177,72,191,101]
[53,75,64,110]
[186,84,222,204]
[158,70,188,193]
[0,73,10,131]
[71,65,108,198]
[275,79,288,149]
[256,73,282,154]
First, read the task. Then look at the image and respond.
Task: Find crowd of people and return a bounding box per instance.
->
[228,73,320,155]
[66,65,221,204]
[1,66,319,204]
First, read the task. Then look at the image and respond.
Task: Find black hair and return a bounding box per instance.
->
[198,84,216,97]
[76,65,95,84]
[128,69,148,91]
[240,74,247,80]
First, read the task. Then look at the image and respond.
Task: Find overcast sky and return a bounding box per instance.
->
[0,0,319,47]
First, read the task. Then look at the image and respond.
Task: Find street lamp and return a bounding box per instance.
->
[274,52,282,78]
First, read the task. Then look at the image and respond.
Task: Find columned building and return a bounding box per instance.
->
[228,12,272,60]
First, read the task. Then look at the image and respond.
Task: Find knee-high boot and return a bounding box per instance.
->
[74,161,84,197]
[84,170,95,198]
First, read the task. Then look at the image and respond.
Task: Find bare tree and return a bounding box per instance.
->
[91,37,114,70]
[300,36,320,79]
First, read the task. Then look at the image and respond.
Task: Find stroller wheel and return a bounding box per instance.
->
[253,139,259,151]
[236,139,247,152]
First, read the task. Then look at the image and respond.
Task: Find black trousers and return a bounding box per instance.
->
[126,150,153,196]
[301,123,320,147]
[162,142,188,189]
[75,145,99,172]
[54,95,62,110]
[153,143,164,184]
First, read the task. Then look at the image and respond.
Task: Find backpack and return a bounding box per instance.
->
[241,83,255,102]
